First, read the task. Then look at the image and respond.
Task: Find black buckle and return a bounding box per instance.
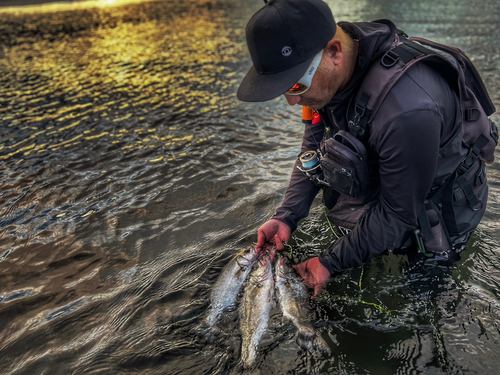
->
[457,148,479,175]
[349,102,366,137]
[355,102,366,118]
[348,120,359,131]
[413,229,434,258]
[471,201,483,211]
[381,50,400,68]
[397,29,409,38]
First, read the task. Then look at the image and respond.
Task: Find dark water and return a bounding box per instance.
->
[0,0,499,374]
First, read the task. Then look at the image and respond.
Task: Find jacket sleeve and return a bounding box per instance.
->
[273,119,325,232]
[319,109,443,274]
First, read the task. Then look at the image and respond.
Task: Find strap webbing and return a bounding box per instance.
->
[456,175,483,210]
[380,40,429,68]
[417,205,434,242]
[433,135,488,236]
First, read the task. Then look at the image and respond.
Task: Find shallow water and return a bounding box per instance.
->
[0,0,499,374]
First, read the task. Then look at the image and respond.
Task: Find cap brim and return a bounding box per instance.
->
[237,55,315,102]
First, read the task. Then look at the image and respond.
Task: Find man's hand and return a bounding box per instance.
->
[256,219,291,251]
[293,257,330,297]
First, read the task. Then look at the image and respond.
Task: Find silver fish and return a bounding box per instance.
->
[275,255,327,352]
[240,254,274,368]
[204,246,259,329]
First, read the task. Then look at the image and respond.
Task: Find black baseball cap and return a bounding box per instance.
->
[237,0,336,102]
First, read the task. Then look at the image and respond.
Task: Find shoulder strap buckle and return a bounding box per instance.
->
[348,92,371,139]
[381,50,400,68]
[457,134,489,175]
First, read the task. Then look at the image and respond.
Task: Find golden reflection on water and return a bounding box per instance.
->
[0,0,246,163]
[0,0,151,13]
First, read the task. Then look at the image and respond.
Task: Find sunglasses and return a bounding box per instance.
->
[285,50,324,96]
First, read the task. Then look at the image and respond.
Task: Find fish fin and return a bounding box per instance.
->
[313,334,331,354]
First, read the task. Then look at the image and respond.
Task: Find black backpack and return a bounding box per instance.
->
[346,21,498,255]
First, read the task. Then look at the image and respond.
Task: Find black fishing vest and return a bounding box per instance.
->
[325,21,498,255]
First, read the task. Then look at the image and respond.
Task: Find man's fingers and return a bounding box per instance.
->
[278,228,291,244]
[275,234,285,251]
[292,263,305,279]
[313,284,323,298]
[256,228,266,248]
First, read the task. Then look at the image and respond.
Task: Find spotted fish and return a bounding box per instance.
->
[204,245,259,330]
[239,254,274,368]
[275,255,328,351]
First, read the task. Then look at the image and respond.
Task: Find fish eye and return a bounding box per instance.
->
[244,249,250,254]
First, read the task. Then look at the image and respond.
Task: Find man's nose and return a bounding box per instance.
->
[284,94,301,106]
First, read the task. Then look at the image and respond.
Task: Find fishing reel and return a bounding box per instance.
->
[297,150,330,187]
[297,107,329,187]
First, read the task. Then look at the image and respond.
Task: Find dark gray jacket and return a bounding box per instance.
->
[273,21,482,274]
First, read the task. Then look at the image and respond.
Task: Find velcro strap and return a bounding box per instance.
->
[475,167,486,186]
[356,92,370,111]
[472,133,489,154]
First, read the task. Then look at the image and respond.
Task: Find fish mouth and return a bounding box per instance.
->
[276,256,297,278]
[238,246,259,263]
[257,243,276,262]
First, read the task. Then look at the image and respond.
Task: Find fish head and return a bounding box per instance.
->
[275,255,297,280]
[278,254,292,270]
[237,245,259,267]
[256,242,277,262]
[253,255,273,280]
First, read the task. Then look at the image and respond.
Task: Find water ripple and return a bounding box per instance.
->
[0,0,499,374]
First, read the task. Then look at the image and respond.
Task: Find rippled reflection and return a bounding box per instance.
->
[0,0,499,374]
[0,0,154,13]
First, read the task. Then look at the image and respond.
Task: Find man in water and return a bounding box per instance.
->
[237,0,494,295]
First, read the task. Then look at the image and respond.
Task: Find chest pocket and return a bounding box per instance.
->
[320,130,370,199]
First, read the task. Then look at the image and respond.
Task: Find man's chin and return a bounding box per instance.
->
[301,98,329,110]
[305,103,326,111]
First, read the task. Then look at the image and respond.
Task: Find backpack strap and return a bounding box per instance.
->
[417,133,489,246]
[349,32,494,252]
[380,40,430,67]
[438,134,488,235]
[347,36,436,140]
[348,92,371,139]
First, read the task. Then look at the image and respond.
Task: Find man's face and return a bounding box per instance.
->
[283,59,339,110]
[285,46,354,110]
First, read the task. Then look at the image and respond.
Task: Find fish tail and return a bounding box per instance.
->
[194,323,221,344]
[296,331,316,351]
[240,344,257,369]
[296,331,330,353]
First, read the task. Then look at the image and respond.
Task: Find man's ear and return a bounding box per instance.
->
[324,38,343,66]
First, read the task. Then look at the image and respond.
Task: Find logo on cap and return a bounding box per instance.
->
[282,46,292,56]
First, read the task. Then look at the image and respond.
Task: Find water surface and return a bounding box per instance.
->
[0,0,499,374]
